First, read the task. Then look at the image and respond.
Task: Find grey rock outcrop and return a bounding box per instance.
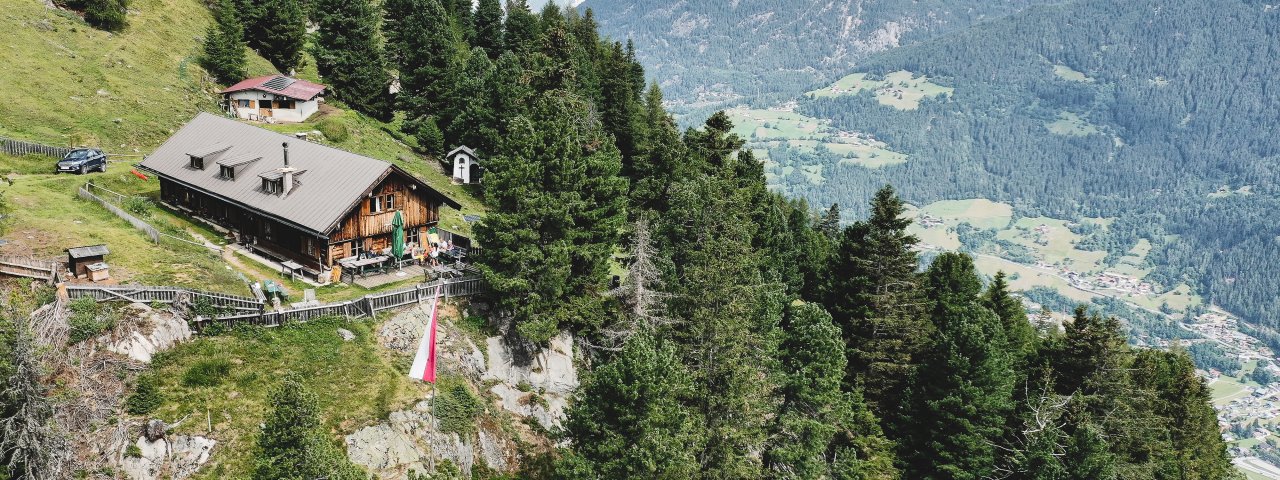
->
[107,303,192,363]
[482,332,578,430]
[119,434,215,480]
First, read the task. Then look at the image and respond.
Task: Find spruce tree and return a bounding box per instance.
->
[559,332,703,478]
[254,373,364,480]
[599,42,642,166]
[629,83,686,216]
[824,185,929,418]
[766,303,898,479]
[201,0,248,83]
[442,49,498,154]
[984,271,1035,362]
[901,252,1014,479]
[475,92,627,342]
[394,0,464,148]
[311,0,393,120]
[472,0,505,58]
[503,0,540,56]
[1130,349,1234,478]
[245,0,307,73]
[664,172,781,477]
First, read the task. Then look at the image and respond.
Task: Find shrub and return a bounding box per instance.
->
[181,358,232,387]
[123,196,154,218]
[316,118,350,143]
[68,296,116,344]
[435,383,481,435]
[78,0,129,32]
[124,444,142,458]
[125,375,163,415]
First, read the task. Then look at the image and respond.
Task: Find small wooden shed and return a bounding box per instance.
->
[67,244,110,281]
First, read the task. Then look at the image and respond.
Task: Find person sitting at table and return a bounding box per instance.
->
[429,245,439,266]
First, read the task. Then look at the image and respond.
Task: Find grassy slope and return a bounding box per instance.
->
[0,0,484,289]
[146,316,424,479]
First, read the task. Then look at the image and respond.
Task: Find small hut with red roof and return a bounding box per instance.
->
[221,75,325,123]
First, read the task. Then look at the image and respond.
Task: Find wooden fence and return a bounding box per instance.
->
[0,255,61,283]
[1,137,72,159]
[66,275,485,332]
[65,285,263,312]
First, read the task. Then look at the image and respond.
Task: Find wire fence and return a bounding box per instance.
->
[79,183,219,252]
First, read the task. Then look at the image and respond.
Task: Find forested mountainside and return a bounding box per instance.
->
[777,0,1280,331]
[0,0,1240,477]
[581,0,1059,113]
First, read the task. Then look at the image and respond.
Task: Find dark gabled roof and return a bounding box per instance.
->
[220,75,326,101]
[140,113,461,236]
[67,244,109,258]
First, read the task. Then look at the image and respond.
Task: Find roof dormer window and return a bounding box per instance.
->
[220,165,235,180]
[190,155,204,170]
[262,177,283,194]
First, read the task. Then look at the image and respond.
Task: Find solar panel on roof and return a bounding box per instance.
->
[261,76,296,91]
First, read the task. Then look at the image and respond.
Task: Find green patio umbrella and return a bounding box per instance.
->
[391,210,406,267]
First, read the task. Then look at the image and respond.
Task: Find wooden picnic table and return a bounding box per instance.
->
[340,255,390,278]
[280,260,303,280]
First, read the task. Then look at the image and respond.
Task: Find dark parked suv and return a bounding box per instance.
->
[56,148,107,174]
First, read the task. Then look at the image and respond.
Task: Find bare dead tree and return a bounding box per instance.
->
[989,379,1073,480]
[0,308,71,479]
[594,218,675,351]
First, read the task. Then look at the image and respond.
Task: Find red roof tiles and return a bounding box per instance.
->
[220,75,326,101]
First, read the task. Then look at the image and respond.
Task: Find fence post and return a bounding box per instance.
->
[365,295,375,318]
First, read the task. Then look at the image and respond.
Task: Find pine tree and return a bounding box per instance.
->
[445,0,472,40]
[311,0,392,119]
[559,332,703,478]
[200,0,247,83]
[901,252,1014,479]
[254,373,364,480]
[475,92,627,342]
[766,303,897,479]
[503,0,540,56]
[472,0,505,58]
[824,185,929,418]
[1062,422,1115,480]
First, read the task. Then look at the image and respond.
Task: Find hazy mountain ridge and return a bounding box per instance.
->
[581,0,1061,112]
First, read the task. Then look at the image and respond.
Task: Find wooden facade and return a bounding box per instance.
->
[159,170,444,272]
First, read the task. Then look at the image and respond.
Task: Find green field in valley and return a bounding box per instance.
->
[805,70,954,110]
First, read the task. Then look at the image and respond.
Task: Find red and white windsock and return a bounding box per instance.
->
[408,286,442,383]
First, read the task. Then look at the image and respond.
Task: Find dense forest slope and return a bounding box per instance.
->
[581,0,1059,113]
[787,0,1280,328]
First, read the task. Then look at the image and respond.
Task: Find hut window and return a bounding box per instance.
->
[384,193,394,210]
[237,99,252,108]
[263,178,282,194]
[371,193,393,213]
[407,227,420,246]
[220,165,235,180]
[189,156,204,169]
